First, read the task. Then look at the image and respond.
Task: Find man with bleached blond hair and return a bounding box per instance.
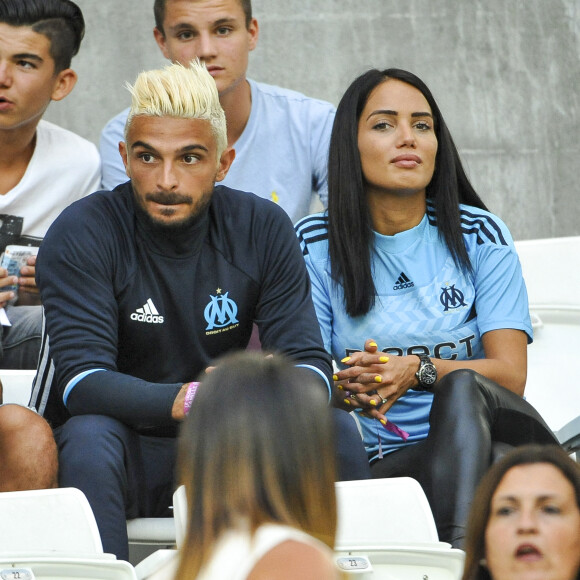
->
[32,61,370,560]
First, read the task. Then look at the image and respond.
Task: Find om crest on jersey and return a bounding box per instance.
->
[204,288,239,335]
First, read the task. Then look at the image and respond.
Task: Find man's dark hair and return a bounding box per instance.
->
[0,0,85,73]
[154,0,253,34]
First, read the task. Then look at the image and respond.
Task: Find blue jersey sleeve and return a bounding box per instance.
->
[99,108,130,191]
[310,105,335,209]
[472,239,533,342]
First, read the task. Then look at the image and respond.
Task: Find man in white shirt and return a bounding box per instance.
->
[0,0,100,370]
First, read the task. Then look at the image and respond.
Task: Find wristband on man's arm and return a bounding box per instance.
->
[184,382,200,416]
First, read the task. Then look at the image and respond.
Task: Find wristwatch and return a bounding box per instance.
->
[414,355,437,390]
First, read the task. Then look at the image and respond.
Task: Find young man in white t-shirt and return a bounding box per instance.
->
[0,0,100,370]
[0,0,99,493]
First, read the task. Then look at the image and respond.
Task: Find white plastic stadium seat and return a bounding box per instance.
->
[0,488,137,579]
[0,558,136,579]
[172,485,188,549]
[335,477,441,549]
[334,478,465,579]
[515,236,580,457]
[175,481,455,549]
[126,518,176,565]
[0,369,35,406]
[0,487,105,557]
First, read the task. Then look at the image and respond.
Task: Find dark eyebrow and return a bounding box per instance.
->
[366,109,433,121]
[212,17,237,26]
[14,52,44,63]
[131,141,209,154]
[168,17,236,34]
[168,22,197,34]
[495,495,518,502]
[131,141,156,152]
[495,493,560,503]
[179,144,209,153]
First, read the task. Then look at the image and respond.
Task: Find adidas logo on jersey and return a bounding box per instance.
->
[130,298,164,324]
[393,272,414,290]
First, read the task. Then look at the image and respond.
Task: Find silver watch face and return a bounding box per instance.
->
[419,363,437,385]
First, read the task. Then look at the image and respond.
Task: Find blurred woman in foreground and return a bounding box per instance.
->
[151,351,339,580]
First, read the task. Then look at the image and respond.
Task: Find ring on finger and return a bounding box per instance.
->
[380,396,388,405]
[349,393,357,400]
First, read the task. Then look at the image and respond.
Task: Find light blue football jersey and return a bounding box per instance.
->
[296,204,532,459]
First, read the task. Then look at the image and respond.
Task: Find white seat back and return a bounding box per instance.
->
[0,488,103,557]
[514,236,580,435]
[0,557,137,579]
[174,478,441,551]
[336,548,464,579]
[515,236,580,310]
[335,477,440,550]
[172,485,187,550]
[0,369,36,406]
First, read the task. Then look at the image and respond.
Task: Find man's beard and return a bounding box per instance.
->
[134,189,213,234]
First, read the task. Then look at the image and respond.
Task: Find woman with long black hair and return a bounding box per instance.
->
[296,68,558,548]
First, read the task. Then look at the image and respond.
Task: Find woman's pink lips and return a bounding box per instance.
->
[391,154,422,168]
[515,544,542,561]
[0,97,14,110]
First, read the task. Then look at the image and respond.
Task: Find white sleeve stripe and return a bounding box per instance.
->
[295,364,331,402]
[63,368,108,406]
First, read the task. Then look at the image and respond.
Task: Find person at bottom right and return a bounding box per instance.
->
[462,444,580,580]
[295,67,559,548]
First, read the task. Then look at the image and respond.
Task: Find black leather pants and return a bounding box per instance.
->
[370,369,558,548]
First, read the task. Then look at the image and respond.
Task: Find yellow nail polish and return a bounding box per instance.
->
[369,399,377,406]
[341,356,351,363]
[344,398,351,405]
[337,384,343,390]
[380,419,387,425]
[332,374,338,381]
[379,356,389,363]
[369,342,377,348]
[374,375,382,383]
